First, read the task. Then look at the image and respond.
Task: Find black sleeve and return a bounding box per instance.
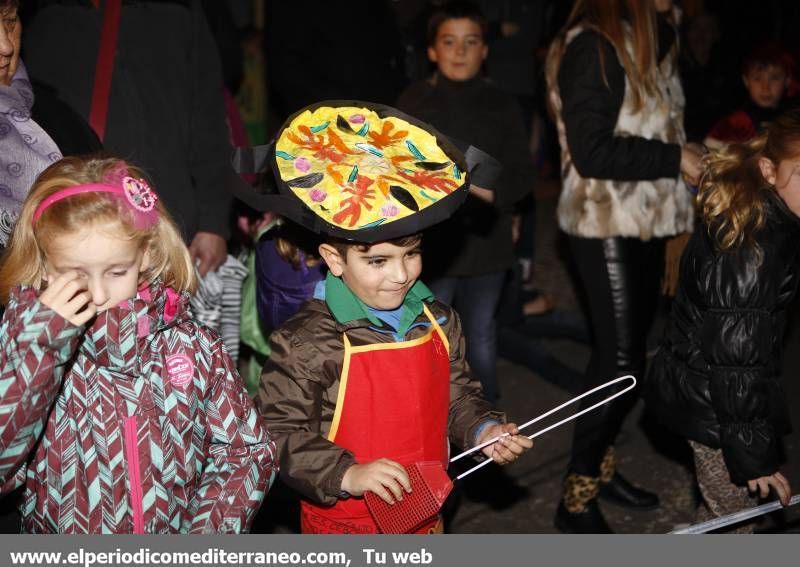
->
[200,0,243,93]
[188,0,234,239]
[31,80,102,157]
[494,97,536,212]
[557,30,681,181]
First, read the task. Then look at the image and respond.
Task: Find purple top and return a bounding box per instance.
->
[255,234,325,329]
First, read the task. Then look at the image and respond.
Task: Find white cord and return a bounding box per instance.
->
[670,494,800,534]
[451,375,637,481]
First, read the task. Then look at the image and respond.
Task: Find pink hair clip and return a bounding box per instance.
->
[122,176,157,213]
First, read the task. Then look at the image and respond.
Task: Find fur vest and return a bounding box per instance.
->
[551,25,693,240]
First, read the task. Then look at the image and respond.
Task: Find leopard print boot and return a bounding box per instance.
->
[554,473,613,533]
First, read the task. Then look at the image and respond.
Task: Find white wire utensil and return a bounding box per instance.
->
[450,375,638,480]
[670,494,800,534]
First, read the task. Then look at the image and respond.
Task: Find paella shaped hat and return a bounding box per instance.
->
[231,100,501,243]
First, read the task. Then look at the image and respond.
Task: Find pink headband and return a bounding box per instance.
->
[33,175,159,229]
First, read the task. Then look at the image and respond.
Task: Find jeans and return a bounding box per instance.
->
[496,260,589,394]
[428,271,507,404]
[498,311,589,395]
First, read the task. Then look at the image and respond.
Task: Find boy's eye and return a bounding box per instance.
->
[367,258,386,267]
[109,270,128,277]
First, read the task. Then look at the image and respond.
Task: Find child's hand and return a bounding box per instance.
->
[747,472,792,506]
[40,271,96,326]
[341,458,411,504]
[478,422,533,465]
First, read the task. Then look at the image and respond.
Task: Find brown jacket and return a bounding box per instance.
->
[256,298,502,505]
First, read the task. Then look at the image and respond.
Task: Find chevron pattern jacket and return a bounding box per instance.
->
[0,282,276,533]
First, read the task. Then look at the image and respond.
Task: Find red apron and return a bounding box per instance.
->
[301,305,450,534]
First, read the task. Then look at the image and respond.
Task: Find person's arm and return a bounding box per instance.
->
[255,326,357,505]
[0,288,84,488]
[492,97,537,213]
[187,332,277,533]
[187,1,235,242]
[699,236,785,485]
[557,31,681,181]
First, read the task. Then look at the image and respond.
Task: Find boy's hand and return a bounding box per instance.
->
[40,271,96,326]
[341,458,411,504]
[478,422,533,465]
[747,472,792,506]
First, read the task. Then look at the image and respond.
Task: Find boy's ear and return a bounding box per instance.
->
[758,156,777,185]
[427,45,439,64]
[318,243,346,277]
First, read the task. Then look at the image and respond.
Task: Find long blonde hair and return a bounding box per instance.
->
[0,156,197,303]
[546,0,660,114]
[698,108,800,251]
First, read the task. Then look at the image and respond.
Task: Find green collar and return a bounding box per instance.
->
[323,272,434,335]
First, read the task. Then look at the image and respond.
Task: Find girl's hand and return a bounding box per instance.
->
[747,472,792,506]
[478,422,534,465]
[40,271,96,326]
[341,458,411,504]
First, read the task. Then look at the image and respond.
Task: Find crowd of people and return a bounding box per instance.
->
[0,0,797,534]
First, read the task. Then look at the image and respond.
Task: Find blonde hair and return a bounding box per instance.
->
[546,0,660,115]
[698,108,800,251]
[0,156,197,303]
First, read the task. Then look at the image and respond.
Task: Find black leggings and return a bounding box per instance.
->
[566,235,664,477]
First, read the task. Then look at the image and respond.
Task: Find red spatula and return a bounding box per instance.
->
[364,461,453,534]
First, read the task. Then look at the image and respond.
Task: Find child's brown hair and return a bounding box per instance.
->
[327,233,423,262]
[273,220,323,270]
[0,156,197,303]
[426,1,488,46]
[743,42,794,79]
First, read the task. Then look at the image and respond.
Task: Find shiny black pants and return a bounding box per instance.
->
[566,235,665,477]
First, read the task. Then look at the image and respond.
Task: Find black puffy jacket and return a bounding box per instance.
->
[645,189,800,484]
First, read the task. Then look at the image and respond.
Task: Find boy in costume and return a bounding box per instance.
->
[233,101,532,534]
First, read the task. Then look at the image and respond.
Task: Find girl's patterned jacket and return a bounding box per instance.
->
[0,282,276,533]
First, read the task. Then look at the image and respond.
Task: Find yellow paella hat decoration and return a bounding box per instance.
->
[231,100,500,242]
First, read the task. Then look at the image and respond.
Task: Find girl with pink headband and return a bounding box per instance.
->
[0,156,276,533]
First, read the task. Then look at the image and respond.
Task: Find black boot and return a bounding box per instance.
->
[599,472,660,510]
[554,499,613,534]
